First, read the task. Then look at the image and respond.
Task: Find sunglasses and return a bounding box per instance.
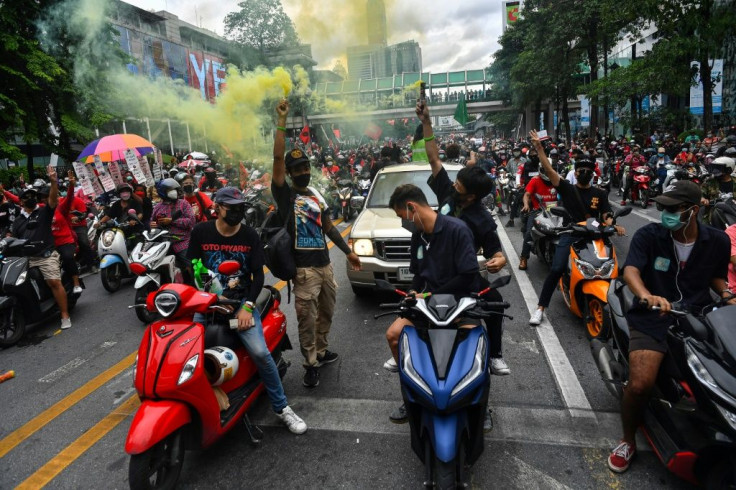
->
[655,203,691,213]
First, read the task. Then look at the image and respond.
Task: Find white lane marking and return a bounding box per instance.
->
[506,451,573,490]
[611,202,658,223]
[37,341,117,383]
[251,396,640,450]
[495,222,595,419]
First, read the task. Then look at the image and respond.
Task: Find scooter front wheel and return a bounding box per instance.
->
[128,427,185,490]
[135,283,159,324]
[0,307,25,347]
[101,263,122,293]
[585,297,610,340]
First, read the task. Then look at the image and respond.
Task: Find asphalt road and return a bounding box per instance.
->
[0,195,695,489]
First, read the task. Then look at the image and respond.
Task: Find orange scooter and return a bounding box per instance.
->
[549,206,631,338]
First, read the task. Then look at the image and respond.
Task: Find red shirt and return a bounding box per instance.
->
[53,191,76,247]
[525,177,558,210]
[184,192,213,222]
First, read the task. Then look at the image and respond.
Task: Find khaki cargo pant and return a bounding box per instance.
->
[293,264,338,368]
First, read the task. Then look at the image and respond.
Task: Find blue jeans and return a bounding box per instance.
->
[195,309,288,413]
[537,234,576,308]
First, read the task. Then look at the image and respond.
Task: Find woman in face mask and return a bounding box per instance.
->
[178,174,214,222]
[150,178,196,284]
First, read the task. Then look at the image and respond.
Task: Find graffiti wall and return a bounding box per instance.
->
[115,26,225,102]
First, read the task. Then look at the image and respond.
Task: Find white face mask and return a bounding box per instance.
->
[166,190,178,200]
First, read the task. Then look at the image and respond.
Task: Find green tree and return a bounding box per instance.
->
[224,0,300,65]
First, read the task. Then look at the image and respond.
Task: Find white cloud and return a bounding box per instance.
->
[123,0,504,72]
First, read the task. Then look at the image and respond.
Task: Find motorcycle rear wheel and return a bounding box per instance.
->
[129,428,185,490]
[135,283,159,324]
[638,189,648,209]
[0,308,25,347]
[101,263,122,293]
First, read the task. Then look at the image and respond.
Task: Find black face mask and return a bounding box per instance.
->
[182,185,195,194]
[292,173,311,188]
[401,217,417,234]
[452,189,470,206]
[529,156,540,165]
[577,170,593,185]
[23,198,37,209]
[223,206,245,226]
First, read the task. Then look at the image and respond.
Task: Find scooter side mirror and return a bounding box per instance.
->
[550,206,572,221]
[487,274,512,290]
[374,279,396,292]
[614,206,633,219]
[217,260,241,277]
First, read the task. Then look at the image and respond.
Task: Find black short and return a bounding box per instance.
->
[629,328,668,353]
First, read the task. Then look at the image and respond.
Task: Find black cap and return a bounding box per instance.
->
[654,180,701,207]
[214,187,245,205]
[285,149,309,168]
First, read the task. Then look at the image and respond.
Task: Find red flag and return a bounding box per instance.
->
[364,123,383,141]
[332,128,341,141]
[299,125,310,144]
[239,161,248,189]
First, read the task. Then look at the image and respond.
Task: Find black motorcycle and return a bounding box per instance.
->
[0,238,81,347]
[708,193,736,231]
[591,280,736,487]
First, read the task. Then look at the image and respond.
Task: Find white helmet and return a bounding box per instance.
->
[204,346,239,386]
[714,156,735,172]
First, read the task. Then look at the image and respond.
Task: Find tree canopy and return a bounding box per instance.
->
[224,0,300,63]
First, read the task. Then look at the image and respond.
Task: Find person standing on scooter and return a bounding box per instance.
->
[411,101,510,378]
[187,186,307,434]
[10,166,71,330]
[271,99,362,389]
[528,130,625,326]
[150,178,196,285]
[608,180,733,473]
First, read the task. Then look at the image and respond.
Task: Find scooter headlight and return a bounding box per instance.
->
[178,354,199,385]
[154,291,180,317]
[715,404,736,431]
[451,336,486,397]
[574,259,598,279]
[15,271,27,286]
[101,230,116,247]
[400,333,432,396]
[686,346,736,409]
[597,259,615,279]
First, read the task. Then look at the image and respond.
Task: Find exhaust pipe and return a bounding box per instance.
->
[590,339,621,399]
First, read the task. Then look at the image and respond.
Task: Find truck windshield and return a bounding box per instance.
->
[366,169,459,208]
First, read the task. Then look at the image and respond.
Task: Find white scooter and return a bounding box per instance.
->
[129,227,183,323]
[98,209,140,293]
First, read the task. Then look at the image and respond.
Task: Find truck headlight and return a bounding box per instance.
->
[351,238,374,257]
[451,336,486,397]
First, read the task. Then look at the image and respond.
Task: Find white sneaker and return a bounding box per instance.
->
[383,357,398,373]
[276,406,307,434]
[60,317,72,330]
[529,308,544,326]
[490,357,511,375]
[73,286,83,294]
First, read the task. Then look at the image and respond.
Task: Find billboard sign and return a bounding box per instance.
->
[502,1,522,31]
[690,59,723,115]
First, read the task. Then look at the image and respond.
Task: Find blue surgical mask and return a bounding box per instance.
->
[658,153,664,157]
[660,207,692,231]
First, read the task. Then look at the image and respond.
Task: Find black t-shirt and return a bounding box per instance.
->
[409,213,480,296]
[428,167,502,258]
[555,179,611,223]
[200,179,224,192]
[11,204,56,255]
[624,222,730,340]
[272,181,331,268]
[0,201,18,231]
[105,199,142,221]
[719,179,734,194]
[186,221,265,303]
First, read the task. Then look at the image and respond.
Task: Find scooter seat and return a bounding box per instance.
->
[204,322,243,351]
[254,286,279,318]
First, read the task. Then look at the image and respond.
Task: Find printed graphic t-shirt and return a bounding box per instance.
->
[187,221,264,303]
[272,181,330,268]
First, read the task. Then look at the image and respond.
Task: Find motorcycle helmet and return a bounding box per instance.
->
[725,147,736,159]
[168,168,179,178]
[156,177,181,200]
[549,148,559,157]
[204,167,217,178]
[116,183,133,195]
[204,346,239,386]
[708,157,733,178]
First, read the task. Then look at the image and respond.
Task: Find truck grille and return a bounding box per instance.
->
[375,239,412,261]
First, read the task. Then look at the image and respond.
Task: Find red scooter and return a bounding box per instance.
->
[630,165,652,209]
[125,261,291,489]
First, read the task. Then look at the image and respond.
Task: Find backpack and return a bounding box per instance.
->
[259,208,296,282]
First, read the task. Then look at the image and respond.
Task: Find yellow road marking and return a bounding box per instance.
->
[0,352,137,459]
[15,396,140,490]
[9,220,354,484]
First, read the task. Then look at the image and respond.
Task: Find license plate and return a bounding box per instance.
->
[397,267,413,282]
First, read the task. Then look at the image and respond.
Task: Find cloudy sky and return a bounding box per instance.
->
[124,0,504,73]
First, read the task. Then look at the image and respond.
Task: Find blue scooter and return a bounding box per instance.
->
[375,276,512,489]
